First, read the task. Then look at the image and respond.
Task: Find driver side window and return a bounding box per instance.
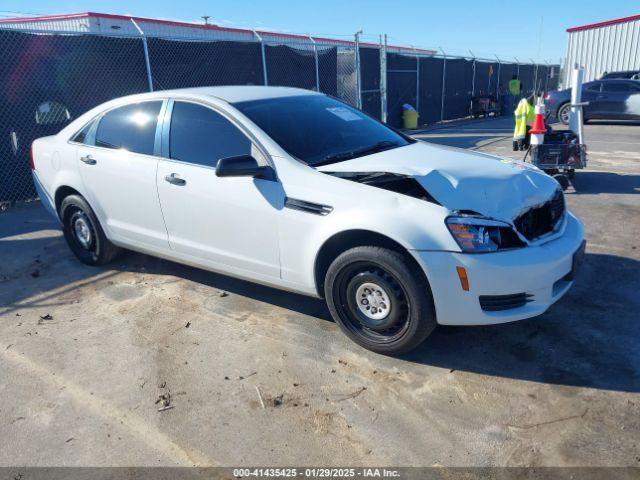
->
[169,101,252,167]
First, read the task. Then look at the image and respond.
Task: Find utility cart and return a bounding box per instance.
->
[527,130,587,190]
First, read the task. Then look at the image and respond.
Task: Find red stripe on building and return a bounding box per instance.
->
[567,14,640,32]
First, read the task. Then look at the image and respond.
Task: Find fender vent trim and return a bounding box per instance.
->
[284,197,333,216]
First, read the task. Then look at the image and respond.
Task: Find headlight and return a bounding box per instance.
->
[446,216,526,253]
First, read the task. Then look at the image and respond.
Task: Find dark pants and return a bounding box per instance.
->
[512,126,531,151]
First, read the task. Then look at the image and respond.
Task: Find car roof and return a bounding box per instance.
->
[57,86,323,139]
[599,78,639,83]
[126,86,322,104]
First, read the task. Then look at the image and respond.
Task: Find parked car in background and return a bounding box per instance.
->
[31,87,585,355]
[545,79,640,124]
[600,70,640,80]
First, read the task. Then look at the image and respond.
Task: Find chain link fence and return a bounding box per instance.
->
[0,23,558,210]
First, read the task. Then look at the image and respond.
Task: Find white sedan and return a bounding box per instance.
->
[31,87,585,355]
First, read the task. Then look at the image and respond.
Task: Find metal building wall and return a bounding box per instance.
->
[564,17,640,87]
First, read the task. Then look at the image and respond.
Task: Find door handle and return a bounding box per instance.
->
[80,154,96,165]
[164,173,186,186]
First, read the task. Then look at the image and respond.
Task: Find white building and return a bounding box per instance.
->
[564,14,640,87]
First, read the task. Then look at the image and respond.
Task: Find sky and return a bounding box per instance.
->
[2,1,638,62]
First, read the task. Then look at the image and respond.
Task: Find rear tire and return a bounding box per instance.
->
[59,194,121,266]
[324,246,436,355]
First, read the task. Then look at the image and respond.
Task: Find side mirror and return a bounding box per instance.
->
[215,155,275,180]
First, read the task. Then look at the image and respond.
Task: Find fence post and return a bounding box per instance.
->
[495,55,501,98]
[131,19,153,92]
[545,60,551,92]
[354,31,362,109]
[469,50,476,97]
[309,35,320,92]
[253,30,268,86]
[514,57,520,82]
[531,58,539,95]
[413,47,420,116]
[439,47,446,122]
[380,34,388,123]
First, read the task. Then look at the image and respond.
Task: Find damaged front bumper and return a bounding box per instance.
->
[412,212,585,326]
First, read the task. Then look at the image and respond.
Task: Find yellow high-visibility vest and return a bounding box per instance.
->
[514,98,534,140]
[508,79,521,96]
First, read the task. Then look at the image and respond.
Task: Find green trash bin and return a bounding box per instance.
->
[402,109,419,129]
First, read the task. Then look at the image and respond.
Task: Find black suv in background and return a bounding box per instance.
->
[545,79,640,124]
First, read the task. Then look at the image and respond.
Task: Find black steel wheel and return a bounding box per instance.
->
[557,103,571,125]
[325,246,436,355]
[60,194,121,266]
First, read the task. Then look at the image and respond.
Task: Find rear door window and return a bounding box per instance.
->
[602,82,632,93]
[169,101,251,167]
[95,101,162,155]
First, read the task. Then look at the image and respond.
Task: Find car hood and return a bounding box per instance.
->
[316,141,559,221]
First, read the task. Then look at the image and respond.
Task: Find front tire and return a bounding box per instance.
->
[60,194,121,266]
[557,102,571,125]
[324,246,436,355]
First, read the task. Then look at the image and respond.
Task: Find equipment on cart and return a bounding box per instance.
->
[526,127,587,190]
[523,67,589,191]
[470,93,500,118]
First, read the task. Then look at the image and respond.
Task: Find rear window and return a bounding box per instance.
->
[95,101,162,155]
[71,121,94,144]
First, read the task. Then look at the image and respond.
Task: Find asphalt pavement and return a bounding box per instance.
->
[1,116,639,467]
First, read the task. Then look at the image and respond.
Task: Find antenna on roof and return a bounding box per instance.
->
[202,15,210,25]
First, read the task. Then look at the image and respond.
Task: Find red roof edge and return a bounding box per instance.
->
[0,11,437,54]
[567,13,640,32]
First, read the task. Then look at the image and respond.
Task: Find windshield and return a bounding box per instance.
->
[233,95,412,166]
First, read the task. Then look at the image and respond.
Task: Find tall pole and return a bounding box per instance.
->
[253,30,268,86]
[495,55,501,98]
[354,30,363,109]
[131,19,153,92]
[414,46,420,115]
[309,35,320,92]
[380,34,388,123]
[469,50,476,96]
[569,65,584,144]
[440,47,446,121]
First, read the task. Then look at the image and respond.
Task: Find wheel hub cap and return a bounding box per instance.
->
[355,282,391,320]
[73,216,92,249]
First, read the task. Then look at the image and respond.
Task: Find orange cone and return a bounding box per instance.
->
[530,98,546,146]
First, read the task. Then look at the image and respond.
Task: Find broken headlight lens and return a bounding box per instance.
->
[446,216,526,253]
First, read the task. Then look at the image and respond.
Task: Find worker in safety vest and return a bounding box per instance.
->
[508,75,521,111]
[508,75,521,97]
[513,94,535,151]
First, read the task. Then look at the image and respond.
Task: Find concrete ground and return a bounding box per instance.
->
[1,118,639,467]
